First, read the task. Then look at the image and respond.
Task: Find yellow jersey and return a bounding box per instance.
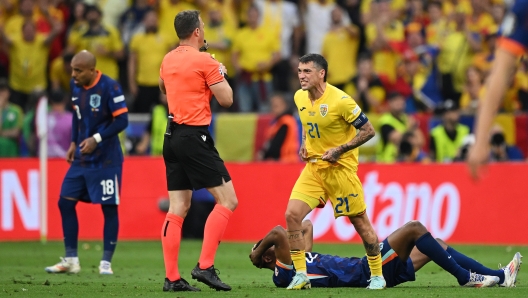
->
[294,84,363,171]
[322,26,360,85]
[68,24,123,80]
[9,34,49,93]
[129,32,173,86]
[50,56,71,92]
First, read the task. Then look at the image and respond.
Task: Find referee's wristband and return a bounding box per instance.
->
[93,133,102,143]
[223,73,229,80]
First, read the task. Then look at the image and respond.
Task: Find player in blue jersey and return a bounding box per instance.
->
[45,50,128,275]
[468,0,528,178]
[250,220,522,288]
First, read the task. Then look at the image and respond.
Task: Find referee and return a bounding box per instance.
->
[158,10,237,292]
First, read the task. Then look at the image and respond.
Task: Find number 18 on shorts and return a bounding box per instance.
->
[60,165,122,205]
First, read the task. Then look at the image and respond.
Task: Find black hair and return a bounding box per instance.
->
[174,10,200,40]
[299,53,328,82]
[83,5,102,19]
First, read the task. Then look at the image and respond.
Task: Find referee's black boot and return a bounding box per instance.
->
[191,263,232,291]
[163,277,201,292]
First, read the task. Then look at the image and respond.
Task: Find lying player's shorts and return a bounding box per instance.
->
[60,165,122,205]
[290,161,366,218]
[380,238,416,287]
[163,123,231,190]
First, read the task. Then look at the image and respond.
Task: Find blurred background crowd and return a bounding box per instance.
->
[0,0,526,164]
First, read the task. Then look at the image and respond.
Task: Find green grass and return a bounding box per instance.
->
[1,240,526,297]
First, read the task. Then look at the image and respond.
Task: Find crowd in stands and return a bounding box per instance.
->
[0,0,525,163]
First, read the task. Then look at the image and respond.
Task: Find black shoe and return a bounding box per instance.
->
[191,263,231,291]
[163,277,201,292]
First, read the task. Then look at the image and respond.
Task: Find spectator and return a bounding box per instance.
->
[0,78,23,157]
[365,0,405,84]
[490,0,506,25]
[46,90,72,158]
[301,0,349,54]
[0,19,61,110]
[0,0,17,26]
[437,11,481,104]
[429,99,470,162]
[5,0,52,37]
[120,0,153,45]
[157,0,195,44]
[405,0,430,28]
[256,93,299,162]
[85,0,130,29]
[135,94,168,156]
[489,126,524,162]
[68,5,124,81]
[397,131,429,163]
[459,66,484,115]
[204,2,235,113]
[67,1,87,43]
[322,7,360,90]
[232,5,280,112]
[50,51,73,93]
[349,52,385,113]
[472,26,499,76]
[425,1,448,48]
[128,10,173,113]
[376,92,416,163]
[256,0,301,93]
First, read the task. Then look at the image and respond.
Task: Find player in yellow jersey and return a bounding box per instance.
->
[285,54,385,290]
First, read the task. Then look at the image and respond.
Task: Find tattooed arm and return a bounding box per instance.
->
[321,121,376,163]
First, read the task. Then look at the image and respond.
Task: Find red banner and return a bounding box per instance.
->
[0,158,527,244]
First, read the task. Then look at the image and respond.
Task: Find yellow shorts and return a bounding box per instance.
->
[290,162,366,218]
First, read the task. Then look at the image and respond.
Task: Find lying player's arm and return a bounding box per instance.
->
[322,114,375,163]
[302,220,313,252]
[250,226,292,268]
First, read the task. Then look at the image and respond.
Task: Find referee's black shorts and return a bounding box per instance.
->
[163,123,231,190]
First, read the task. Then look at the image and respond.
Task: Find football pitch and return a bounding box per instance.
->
[1,240,527,297]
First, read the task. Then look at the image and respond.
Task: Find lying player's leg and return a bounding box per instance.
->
[389,221,499,287]
[435,238,522,288]
[286,164,324,290]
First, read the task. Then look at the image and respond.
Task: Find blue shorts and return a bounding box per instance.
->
[380,238,416,287]
[60,165,122,205]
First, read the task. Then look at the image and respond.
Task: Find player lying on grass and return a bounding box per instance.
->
[249,220,522,288]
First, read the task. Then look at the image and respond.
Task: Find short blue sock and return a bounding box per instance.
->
[415,232,469,285]
[58,197,78,258]
[446,247,505,284]
[101,205,119,262]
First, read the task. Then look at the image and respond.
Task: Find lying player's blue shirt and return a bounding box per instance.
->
[70,72,128,168]
[273,252,370,288]
[272,239,415,288]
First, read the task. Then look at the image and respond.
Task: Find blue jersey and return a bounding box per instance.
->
[500,0,528,54]
[272,239,415,288]
[70,71,128,168]
[273,252,369,288]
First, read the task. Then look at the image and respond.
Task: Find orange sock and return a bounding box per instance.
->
[199,204,233,269]
[161,213,183,281]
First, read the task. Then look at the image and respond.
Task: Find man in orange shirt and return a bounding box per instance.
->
[158,10,237,292]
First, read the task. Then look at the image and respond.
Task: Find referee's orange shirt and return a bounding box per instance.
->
[160,45,224,126]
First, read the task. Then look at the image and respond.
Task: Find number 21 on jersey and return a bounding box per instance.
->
[307,122,320,138]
